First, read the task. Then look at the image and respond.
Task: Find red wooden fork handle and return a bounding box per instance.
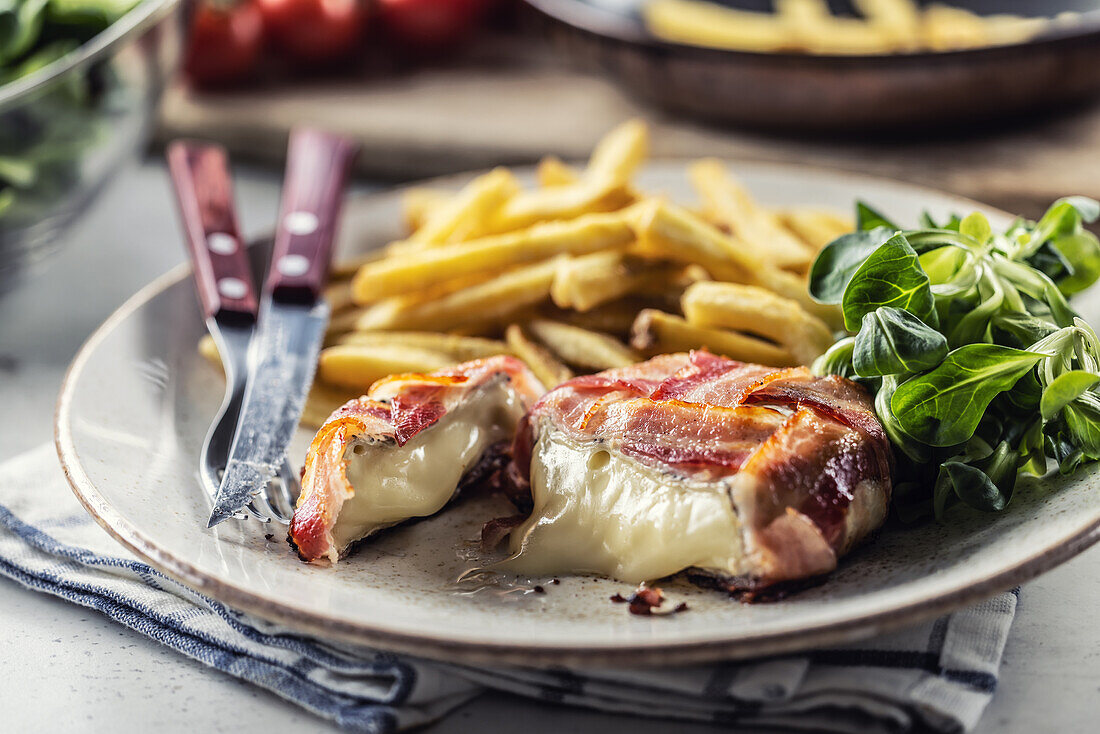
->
[167,140,257,321]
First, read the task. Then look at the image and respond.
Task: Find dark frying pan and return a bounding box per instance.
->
[523,0,1100,131]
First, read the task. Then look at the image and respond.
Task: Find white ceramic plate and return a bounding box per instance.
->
[56,162,1100,667]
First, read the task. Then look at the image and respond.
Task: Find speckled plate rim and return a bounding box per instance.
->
[55,161,1100,667]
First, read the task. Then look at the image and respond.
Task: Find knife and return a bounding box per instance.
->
[167,140,300,522]
[207,128,358,527]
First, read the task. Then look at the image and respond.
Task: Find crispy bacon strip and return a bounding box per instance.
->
[511,351,893,588]
[289,356,544,563]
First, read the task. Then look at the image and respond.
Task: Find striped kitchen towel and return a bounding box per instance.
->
[0,444,1016,734]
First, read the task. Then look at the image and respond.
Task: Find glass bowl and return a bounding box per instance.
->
[0,0,184,290]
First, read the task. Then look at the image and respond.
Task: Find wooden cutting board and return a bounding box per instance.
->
[156,41,1100,221]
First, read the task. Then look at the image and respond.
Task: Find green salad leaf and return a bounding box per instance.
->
[856,201,898,231]
[841,233,935,331]
[0,0,139,227]
[853,307,947,377]
[0,0,49,65]
[808,226,896,305]
[892,345,1046,447]
[1047,232,1100,295]
[813,336,857,379]
[1040,370,1100,421]
[940,440,1017,514]
[811,195,1100,520]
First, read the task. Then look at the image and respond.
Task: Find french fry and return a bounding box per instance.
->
[551,252,694,313]
[505,324,574,389]
[628,198,753,282]
[527,319,638,371]
[400,167,519,247]
[779,0,895,55]
[198,334,220,369]
[681,281,834,365]
[353,264,504,306]
[628,199,786,292]
[546,299,650,337]
[351,210,636,303]
[328,292,453,336]
[401,187,452,233]
[645,0,1047,55]
[319,344,455,391]
[981,14,1048,48]
[331,250,387,280]
[920,5,1043,51]
[630,309,796,367]
[854,0,921,50]
[643,0,794,52]
[689,159,815,271]
[587,118,650,185]
[324,280,355,313]
[537,156,581,187]
[486,120,647,233]
[441,305,548,338]
[776,209,854,251]
[353,258,562,332]
[199,334,357,427]
[335,331,510,361]
[628,198,843,329]
[302,382,363,428]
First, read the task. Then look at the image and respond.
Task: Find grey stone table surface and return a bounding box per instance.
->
[1,161,1097,733]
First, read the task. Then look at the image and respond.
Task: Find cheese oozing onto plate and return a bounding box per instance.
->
[498,352,894,589]
[333,383,527,553]
[500,427,748,583]
[289,355,545,564]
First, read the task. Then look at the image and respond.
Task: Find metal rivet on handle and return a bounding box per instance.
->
[218,277,248,299]
[207,232,238,255]
[284,211,319,235]
[278,254,310,277]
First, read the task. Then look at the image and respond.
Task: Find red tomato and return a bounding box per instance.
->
[377,0,489,50]
[185,1,265,88]
[256,0,366,64]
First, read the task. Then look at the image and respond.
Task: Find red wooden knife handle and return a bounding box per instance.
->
[166,140,257,321]
[267,128,359,304]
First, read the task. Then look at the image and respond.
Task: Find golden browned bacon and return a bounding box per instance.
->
[506,351,893,589]
[289,356,544,563]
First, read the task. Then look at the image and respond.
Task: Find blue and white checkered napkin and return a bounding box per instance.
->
[0,444,1016,734]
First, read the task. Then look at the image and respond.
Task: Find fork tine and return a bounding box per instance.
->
[265,491,293,524]
[244,501,272,523]
[250,492,281,524]
[267,458,300,523]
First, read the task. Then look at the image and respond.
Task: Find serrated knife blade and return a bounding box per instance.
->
[204,127,358,528]
[207,299,330,526]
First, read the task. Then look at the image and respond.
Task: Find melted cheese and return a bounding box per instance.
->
[500,427,749,583]
[332,381,526,553]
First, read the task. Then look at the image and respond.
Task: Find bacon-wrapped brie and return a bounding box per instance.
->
[290,356,544,564]
[501,351,893,588]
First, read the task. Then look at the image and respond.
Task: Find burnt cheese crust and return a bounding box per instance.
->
[502,351,894,589]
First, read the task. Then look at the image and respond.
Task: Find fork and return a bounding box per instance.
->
[167,141,298,524]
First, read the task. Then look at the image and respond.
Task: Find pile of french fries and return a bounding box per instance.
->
[200,120,851,426]
[645,0,1072,55]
